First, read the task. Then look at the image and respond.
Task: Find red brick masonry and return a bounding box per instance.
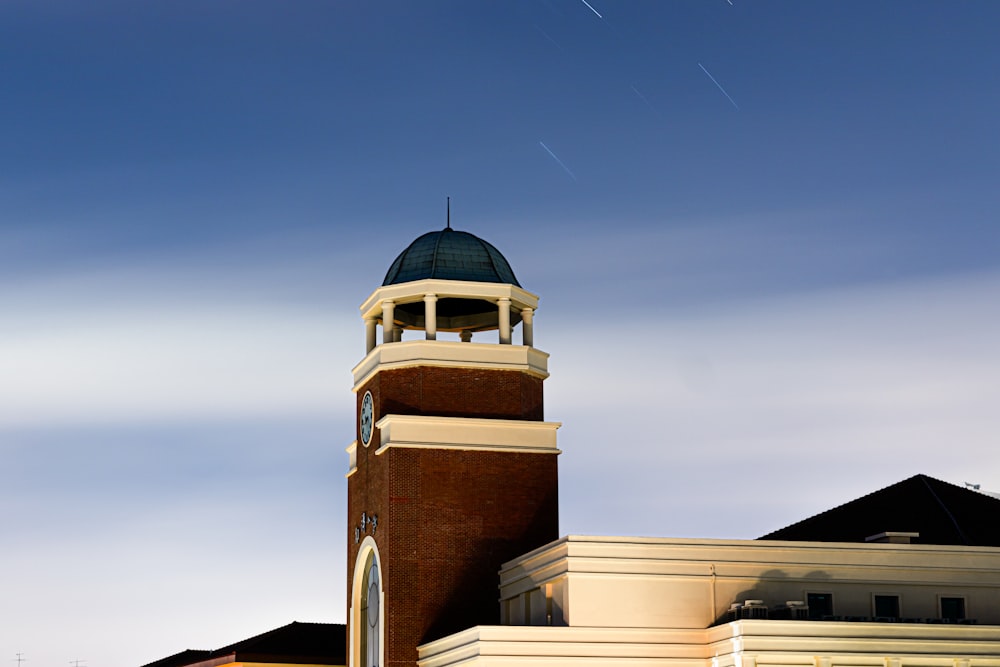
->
[362,366,544,424]
[347,365,558,667]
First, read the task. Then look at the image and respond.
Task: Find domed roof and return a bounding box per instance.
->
[382,228,521,287]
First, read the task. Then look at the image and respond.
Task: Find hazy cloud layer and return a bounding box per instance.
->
[552,270,1000,537]
[4,262,997,666]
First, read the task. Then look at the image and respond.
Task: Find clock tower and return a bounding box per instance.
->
[346,227,560,667]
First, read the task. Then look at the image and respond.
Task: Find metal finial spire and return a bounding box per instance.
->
[446,196,451,230]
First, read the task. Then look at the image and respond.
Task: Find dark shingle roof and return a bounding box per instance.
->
[140,649,211,667]
[382,228,520,287]
[759,474,1000,546]
[140,622,345,667]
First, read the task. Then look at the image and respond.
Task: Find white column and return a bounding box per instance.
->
[365,318,377,353]
[381,300,395,344]
[520,307,534,347]
[424,294,438,340]
[498,297,511,345]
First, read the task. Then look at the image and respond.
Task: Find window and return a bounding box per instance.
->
[941,597,966,621]
[806,592,833,619]
[360,551,381,667]
[873,594,900,619]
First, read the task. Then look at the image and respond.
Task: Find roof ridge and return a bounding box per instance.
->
[919,475,972,545]
[760,474,925,536]
[476,234,506,284]
[429,227,448,278]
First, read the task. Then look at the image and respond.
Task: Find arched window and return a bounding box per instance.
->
[360,550,380,667]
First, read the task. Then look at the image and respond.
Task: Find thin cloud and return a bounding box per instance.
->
[549,269,1000,537]
[0,305,350,427]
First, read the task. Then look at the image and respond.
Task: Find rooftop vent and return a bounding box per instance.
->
[865,531,919,544]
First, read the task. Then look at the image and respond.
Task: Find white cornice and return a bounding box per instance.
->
[373,414,560,456]
[712,619,1000,659]
[360,279,539,320]
[417,626,710,666]
[345,441,357,478]
[417,622,1000,667]
[352,340,549,389]
[498,535,1000,600]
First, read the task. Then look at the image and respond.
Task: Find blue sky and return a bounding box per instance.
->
[2,1,999,665]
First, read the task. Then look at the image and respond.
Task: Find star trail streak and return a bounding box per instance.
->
[631,84,654,109]
[579,0,603,19]
[698,62,740,110]
[538,141,578,181]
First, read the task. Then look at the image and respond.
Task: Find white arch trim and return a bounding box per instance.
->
[350,536,385,667]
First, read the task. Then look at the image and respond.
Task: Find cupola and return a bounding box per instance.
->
[359,226,539,353]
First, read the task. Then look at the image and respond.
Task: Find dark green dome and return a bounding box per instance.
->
[383,228,521,287]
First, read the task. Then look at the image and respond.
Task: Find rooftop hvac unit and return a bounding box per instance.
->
[772,601,809,620]
[731,600,768,620]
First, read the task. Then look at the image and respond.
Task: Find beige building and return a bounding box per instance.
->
[418,534,1000,666]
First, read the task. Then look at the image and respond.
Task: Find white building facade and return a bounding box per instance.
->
[420,535,1000,666]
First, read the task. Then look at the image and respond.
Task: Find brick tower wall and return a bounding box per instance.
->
[346,366,558,667]
[367,366,544,422]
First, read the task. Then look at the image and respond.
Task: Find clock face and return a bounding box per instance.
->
[360,391,374,447]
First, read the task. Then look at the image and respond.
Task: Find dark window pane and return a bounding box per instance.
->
[874,595,900,618]
[941,597,966,620]
[807,593,833,619]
